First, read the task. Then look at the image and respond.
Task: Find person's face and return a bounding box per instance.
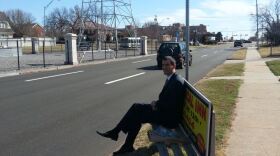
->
[162,59,176,76]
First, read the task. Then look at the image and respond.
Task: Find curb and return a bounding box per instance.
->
[0,71,19,78]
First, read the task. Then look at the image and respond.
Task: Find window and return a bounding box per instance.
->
[0,23,5,28]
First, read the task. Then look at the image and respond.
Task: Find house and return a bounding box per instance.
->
[23,23,44,37]
[0,11,14,38]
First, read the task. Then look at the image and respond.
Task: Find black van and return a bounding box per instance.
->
[157,42,192,69]
[234,40,243,47]
[77,42,91,51]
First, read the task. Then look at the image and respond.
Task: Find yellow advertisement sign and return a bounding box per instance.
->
[182,89,209,155]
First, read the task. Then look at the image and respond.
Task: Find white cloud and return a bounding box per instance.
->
[138,0,265,38]
[201,0,255,18]
[139,9,185,26]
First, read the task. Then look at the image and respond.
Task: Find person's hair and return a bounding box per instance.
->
[163,56,176,66]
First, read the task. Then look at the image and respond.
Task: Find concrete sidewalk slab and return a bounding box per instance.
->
[225,47,280,156]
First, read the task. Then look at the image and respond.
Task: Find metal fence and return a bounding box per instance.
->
[0,39,160,72]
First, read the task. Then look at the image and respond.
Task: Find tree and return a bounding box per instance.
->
[45,7,71,38]
[5,9,36,37]
[215,32,223,42]
[139,21,159,39]
[45,5,96,40]
[258,0,280,45]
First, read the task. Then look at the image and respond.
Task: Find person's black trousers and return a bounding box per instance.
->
[115,103,162,146]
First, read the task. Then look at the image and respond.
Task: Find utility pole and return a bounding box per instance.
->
[44,0,58,42]
[185,0,190,81]
[80,0,136,52]
[256,0,259,49]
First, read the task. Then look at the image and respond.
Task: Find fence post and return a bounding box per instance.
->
[140,36,148,55]
[64,33,78,65]
[105,42,107,60]
[66,40,70,64]
[270,43,273,56]
[155,40,158,53]
[32,37,39,54]
[91,41,94,61]
[105,41,108,59]
[115,42,118,58]
[50,40,53,53]
[43,40,46,68]
[16,40,20,70]
[134,44,136,56]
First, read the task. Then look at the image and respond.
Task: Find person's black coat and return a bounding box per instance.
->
[155,73,186,128]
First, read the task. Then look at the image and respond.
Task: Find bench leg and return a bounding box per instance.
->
[156,143,169,156]
[182,143,198,156]
[170,144,184,156]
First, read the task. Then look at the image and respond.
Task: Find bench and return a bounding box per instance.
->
[148,80,215,156]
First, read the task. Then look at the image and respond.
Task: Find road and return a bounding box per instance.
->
[0,43,239,156]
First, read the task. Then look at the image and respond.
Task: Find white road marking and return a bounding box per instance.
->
[105,72,146,85]
[25,71,84,82]
[201,55,208,58]
[132,59,152,63]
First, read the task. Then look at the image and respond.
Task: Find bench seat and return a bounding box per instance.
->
[148,125,199,156]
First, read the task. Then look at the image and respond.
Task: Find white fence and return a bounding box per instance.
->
[0,37,56,48]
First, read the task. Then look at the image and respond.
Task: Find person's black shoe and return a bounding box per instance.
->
[96,130,118,141]
[113,146,135,155]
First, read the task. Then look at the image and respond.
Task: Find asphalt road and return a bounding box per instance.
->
[0,43,240,156]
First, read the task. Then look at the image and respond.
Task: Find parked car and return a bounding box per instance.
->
[234,40,243,47]
[243,40,252,43]
[77,42,91,51]
[189,40,200,46]
[157,42,192,69]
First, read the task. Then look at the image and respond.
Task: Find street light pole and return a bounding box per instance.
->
[185,0,190,81]
[44,0,58,40]
[256,0,259,49]
[43,0,57,68]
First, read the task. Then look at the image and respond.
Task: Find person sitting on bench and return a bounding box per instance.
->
[96,56,186,155]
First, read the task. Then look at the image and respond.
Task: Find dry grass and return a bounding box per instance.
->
[22,44,65,54]
[228,48,247,60]
[266,60,280,76]
[207,63,245,77]
[259,46,280,58]
[195,79,242,156]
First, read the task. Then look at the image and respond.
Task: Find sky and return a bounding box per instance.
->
[0,0,274,39]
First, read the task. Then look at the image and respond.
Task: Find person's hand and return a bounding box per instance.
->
[151,101,157,110]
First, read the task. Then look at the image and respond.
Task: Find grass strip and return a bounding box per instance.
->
[22,44,65,54]
[259,46,280,58]
[195,79,242,155]
[266,60,280,76]
[207,63,244,77]
[228,48,247,60]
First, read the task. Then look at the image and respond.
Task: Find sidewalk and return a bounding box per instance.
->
[225,47,280,156]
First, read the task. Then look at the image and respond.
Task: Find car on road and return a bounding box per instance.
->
[157,42,192,69]
[234,40,243,47]
[242,40,252,43]
[77,42,91,51]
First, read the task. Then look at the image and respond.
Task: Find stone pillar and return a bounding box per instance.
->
[31,37,39,54]
[140,36,148,55]
[64,33,78,65]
